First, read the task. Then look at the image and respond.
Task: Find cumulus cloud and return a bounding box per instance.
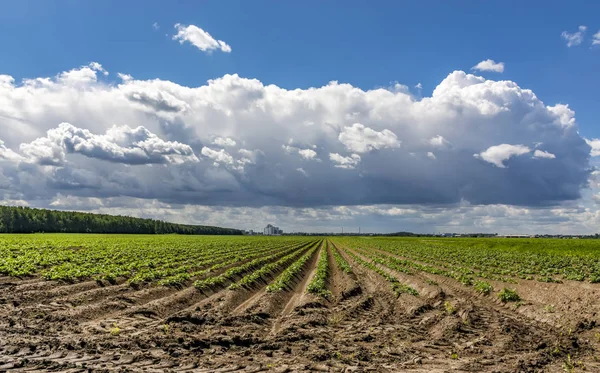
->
[594,31,600,45]
[472,59,505,73]
[338,123,400,153]
[427,152,436,160]
[19,123,198,165]
[585,138,600,157]
[172,23,232,53]
[428,135,451,148]
[298,148,318,160]
[212,137,237,147]
[329,153,361,169]
[474,144,531,168]
[296,168,308,177]
[0,65,592,210]
[201,147,234,165]
[58,62,108,85]
[0,139,24,162]
[533,149,556,159]
[561,25,587,47]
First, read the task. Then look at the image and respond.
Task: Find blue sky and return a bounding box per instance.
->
[1,1,599,135]
[0,1,600,233]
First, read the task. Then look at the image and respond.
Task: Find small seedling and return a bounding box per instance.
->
[444,301,456,315]
[563,354,574,372]
[544,304,555,313]
[328,313,343,326]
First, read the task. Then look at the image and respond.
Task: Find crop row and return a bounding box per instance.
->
[332,244,352,274]
[194,241,315,290]
[306,241,331,298]
[266,241,321,292]
[0,235,318,284]
[230,240,321,290]
[338,244,418,297]
[334,237,600,284]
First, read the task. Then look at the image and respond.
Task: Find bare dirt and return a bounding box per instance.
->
[1,240,600,372]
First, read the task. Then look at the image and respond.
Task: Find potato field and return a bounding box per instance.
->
[2,234,600,372]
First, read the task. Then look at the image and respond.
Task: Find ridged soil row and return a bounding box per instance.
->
[84,241,318,335]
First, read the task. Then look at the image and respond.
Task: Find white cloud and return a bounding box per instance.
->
[0,65,591,210]
[474,144,531,168]
[172,23,231,53]
[329,153,361,169]
[19,123,198,165]
[561,25,587,47]
[585,138,600,157]
[427,152,436,160]
[533,149,556,159]
[212,137,237,147]
[594,31,600,45]
[0,139,24,162]
[338,123,400,153]
[296,167,308,177]
[201,147,234,165]
[58,62,108,85]
[298,148,318,160]
[152,22,160,30]
[428,135,451,148]
[472,59,505,73]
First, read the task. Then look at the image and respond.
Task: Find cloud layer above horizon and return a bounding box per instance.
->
[0,61,598,232]
[0,63,593,209]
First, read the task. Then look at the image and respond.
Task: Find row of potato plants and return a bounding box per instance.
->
[230,240,321,290]
[336,243,418,297]
[194,240,316,290]
[306,241,332,297]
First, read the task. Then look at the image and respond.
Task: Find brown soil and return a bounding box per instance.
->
[1,240,600,372]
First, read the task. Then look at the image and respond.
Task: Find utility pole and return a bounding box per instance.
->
[342,227,344,235]
[359,227,361,235]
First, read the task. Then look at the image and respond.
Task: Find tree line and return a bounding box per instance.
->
[0,206,242,235]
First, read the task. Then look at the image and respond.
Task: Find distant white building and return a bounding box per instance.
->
[264,224,283,235]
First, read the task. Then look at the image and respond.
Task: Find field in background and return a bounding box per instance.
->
[1,234,600,371]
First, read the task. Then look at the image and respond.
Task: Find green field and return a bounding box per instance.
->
[2,234,600,287]
[3,234,600,371]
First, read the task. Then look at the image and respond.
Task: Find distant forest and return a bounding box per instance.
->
[0,206,242,235]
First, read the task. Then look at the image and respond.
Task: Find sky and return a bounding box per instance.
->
[1,1,600,234]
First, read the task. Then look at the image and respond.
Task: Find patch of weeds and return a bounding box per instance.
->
[563,354,574,372]
[443,301,456,315]
[425,279,438,286]
[498,288,520,303]
[510,301,523,310]
[328,312,343,326]
[474,281,493,295]
[109,323,121,336]
[450,352,459,360]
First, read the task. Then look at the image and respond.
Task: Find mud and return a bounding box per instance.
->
[1,240,599,372]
